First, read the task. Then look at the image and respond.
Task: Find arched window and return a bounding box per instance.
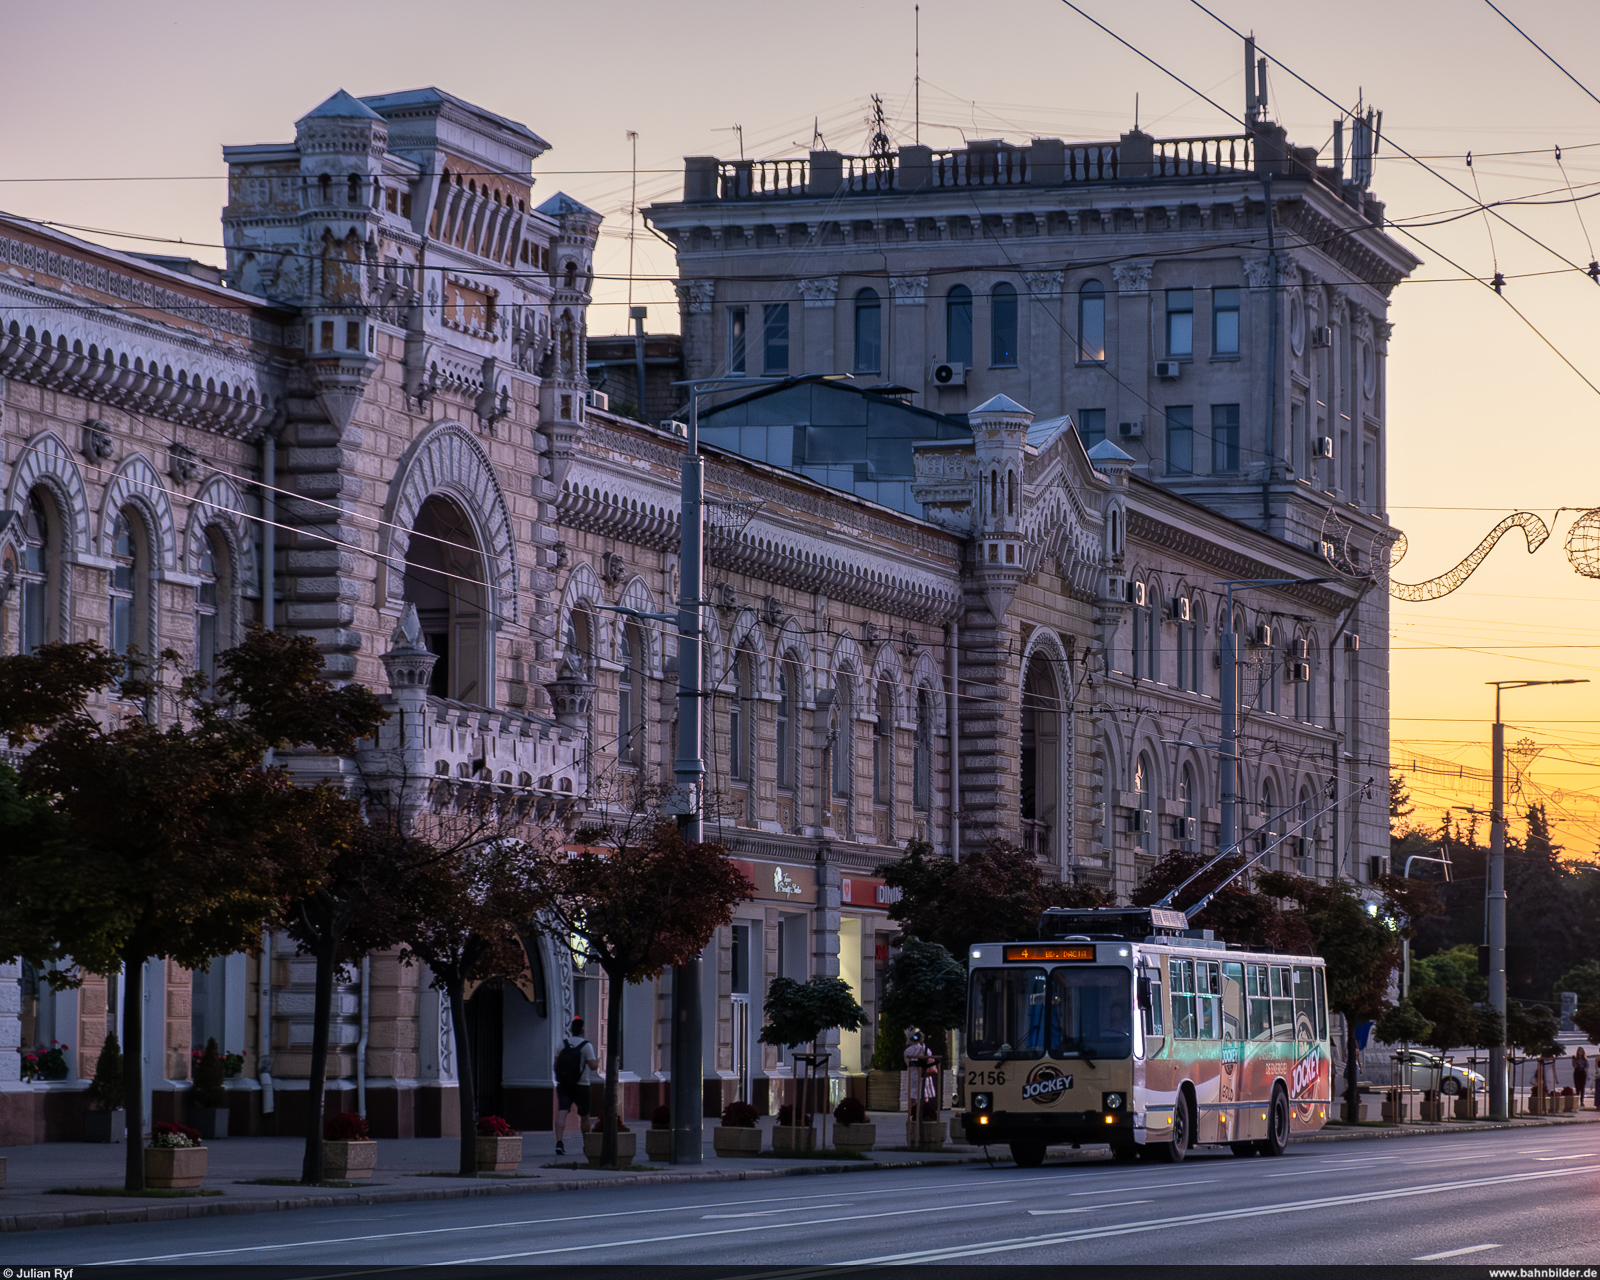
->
[406,496,490,704]
[618,623,644,765]
[1134,752,1155,854]
[913,686,933,812]
[1180,764,1196,815]
[988,470,998,518]
[1078,280,1106,362]
[194,531,230,690]
[776,659,796,792]
[832,670,854,800]
[564,261,578,290]
[1021,653,1061,861]
[729,653,752,782]
[872,677,894,805]
[853,288,881,373]
[990,281,1018,367]
[1259,778,1279,861]
[564,604,593,673]
[945,285,973,365]
[1006,470,1017,517]
[347,173,361,205]
[18,491,54,654]
[318,173,331,203]
[1190,600,1206,696]
[109,511,144,657]
[1145,589,1160,683]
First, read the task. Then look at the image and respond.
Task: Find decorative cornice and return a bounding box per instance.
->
[674,279,715,313]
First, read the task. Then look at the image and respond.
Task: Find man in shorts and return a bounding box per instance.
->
[553,1016,599,1155]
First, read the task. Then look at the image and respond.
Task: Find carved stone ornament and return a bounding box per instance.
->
[797,276,840,308]
[1242,255,1274,289]
[888,274,929,305]
[81,421,113,461]
[168,442,200,485]
[1110,260,1153,294]
[674,279,716,314]
[1022,270,1064,298]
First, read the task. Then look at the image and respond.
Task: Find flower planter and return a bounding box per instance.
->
[1381,1099,1410,1122]
[1419,1099,1445,1122]
[1454,1095,1479,1120]
[645,1129,674,1161]
[144,1144,207,1189]
[188,1105,229,1140]
[772,1125,815,1153]
[712,1125,764,1157]
[866,1069,901,1113]
[1564,1094,1578,1113]
[908,1120,946,1151]
[832,1122,876,1151]
[1341,1102,1368,1123]
[82,1110,126,1144]
[476,1134,522,1172]
[323,1139,377,1180]
[583,1131,636,1167]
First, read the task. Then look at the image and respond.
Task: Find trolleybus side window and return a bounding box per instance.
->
[1048,966,1133,1060]
[1293,966,1317,1037]
[1196,960,1221,1040]
[1245,964,1272,1041]
[1220,961,1244,1040]
[1270,966,1295,1040]
[1314,966,1329,1040]
[1138,965,1163,1036]
[967,967,1048,1060]
[1170,958,1196,1039]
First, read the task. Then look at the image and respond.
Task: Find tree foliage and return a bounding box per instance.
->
[1507,1000,1563,1058]
[1409,985,1477,1054]
[1375,998,1433,1046]
[882,938,966,1036]
[1554,960,1600,1007]
[759,975,866,1051]
[1412,943,1487,1003]
[1133,853,1313,952]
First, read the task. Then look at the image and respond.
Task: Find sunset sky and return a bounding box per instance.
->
[8,0,1600,854]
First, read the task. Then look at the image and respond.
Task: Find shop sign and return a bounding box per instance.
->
[840,876,901,907]
[730,858,816,904]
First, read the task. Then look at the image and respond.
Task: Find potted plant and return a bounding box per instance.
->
[758,975,865,1152]
[832,1095,876,1151]
[145,1122,207,1188]
[867,1011,906,1112]
[882,938,966,1151]
[476,1115,522,1172]
[771,1103,814,1153]
[713,1100,764,1156]
[83,1033,125,1144]
[1419,1089,1445,1123]
[188,1037,230,1139]
[645,1104,673,1161]
[18,1041,70,1082]
[583,1119,635,1167]
[322,1111,377,1180]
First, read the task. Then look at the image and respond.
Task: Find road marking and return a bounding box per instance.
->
[831,1164,1600,1265]
[438,1200,1019,1264]
[1414,1243,1501,1260]
[1070,1179,1217,1195]
[702,1205,847,1219]
[1029,1200,1152,1215]
[1535,1153,1592,1160]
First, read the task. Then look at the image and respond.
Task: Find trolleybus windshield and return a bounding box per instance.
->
[967,967,1132,1060]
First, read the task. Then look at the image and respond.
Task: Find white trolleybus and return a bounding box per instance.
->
[957,905,1333,1166]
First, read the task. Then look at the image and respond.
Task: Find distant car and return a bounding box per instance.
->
[1393,1049,1486,1096]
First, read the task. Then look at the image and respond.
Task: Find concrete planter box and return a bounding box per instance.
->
[1454,1095,1479,1119]
[1419,1098,1446,1122]
[713,1125,764,1156]
[476,1135,522,1172]
[83,1110,126,1143]
[908,1120,946,1151]
[645,1129,674,1161]
[144,1144,207,1189]
[1563,1094,1578,1112]
[1381,1096,1413,1122]
[772,1125,815,1153]
[866,1069,901,1112]
[323,1139,377,1180]
[1341,1102,1368,1123]
[833,1122,876,1151]
[583,1131,636,1167]
[189,1105,229,1140]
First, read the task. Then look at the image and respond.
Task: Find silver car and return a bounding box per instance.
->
[1394,1049,1486,1096]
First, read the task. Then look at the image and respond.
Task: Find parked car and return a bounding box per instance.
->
[1393,1049,1485,1096]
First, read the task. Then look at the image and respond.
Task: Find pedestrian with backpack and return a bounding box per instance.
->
[553,1016,598,1155]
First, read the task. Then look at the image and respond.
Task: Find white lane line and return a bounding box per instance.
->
[833,1163,1600,1265]
[1536,1153,1593,1160]
[1069,1179,1217,1195]
[1415,1243,1501,1260]
[1029,1200,1152,1216]
[438,1200,1018,1265]
[702,1205,847,1219]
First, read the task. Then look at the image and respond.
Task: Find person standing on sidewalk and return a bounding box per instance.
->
[1576,1047,1590,1109]
[553,1017,599,1156]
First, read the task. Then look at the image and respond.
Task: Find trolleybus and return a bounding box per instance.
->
[957,905,1332,1166]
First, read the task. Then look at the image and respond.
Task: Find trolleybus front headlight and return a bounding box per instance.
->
[972,1092,993,1112]
[1103,1092,1125,1111]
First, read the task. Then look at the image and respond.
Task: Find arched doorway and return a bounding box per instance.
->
[464,982,504,1120]
[404,496,489,704]
[1021,653,1061,861]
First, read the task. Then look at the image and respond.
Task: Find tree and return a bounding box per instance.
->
[758,976,866,1128]
[0,632,386,1191]
[1574,1000,1600,1046]
[530,801,752,1167]
[1553,960,1600,1007]
[1135,853,1313,953]
[86,1032,123,1113]
[1389,774,1415,828]
[1411,943,1488,1003]
[1375,998,1433,1048]
[876,839,1110,959]
[1409,985,1477,1056]
[882,938,966,1066]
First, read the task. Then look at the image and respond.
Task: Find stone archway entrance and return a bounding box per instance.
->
[404,495,488,705]
[1021,652,1061,860]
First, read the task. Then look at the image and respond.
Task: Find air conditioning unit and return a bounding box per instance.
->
[1255,623,1274,647]
[1310,325,1334,348]
[1155,360,1182,379]
[931,360,968,387]
[1345,633,1361,651]
[1174,815,1198,841]
[1128,580,1148,607]
[1118,419,1143,440]
[1293,637,1309,660]
[1314,435,1334,459]
[1369,855,1389,881]
[585,389,610,411]
[1290,660,1312,682]
[1129,808,1153,834]
[1172,596,1191,622]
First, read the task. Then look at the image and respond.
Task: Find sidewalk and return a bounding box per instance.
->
[4,1108,1599,1235]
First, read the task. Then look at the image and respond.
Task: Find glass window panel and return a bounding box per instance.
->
[945,285,972,365]
[1213,287,1240,355]
[1166,406,1194,476]
[990,282,1018,368]
[762,304,789,374]
[1049,967,1132,1060]
[1211,403,1240,473]
[1166,288,1194,357]
[853,289,881,373]
[1078,282,1105,362]
[966,967,1048,1059]
[728,307,747,374]
[1078,408,1106,449]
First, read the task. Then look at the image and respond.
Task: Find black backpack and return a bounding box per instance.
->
[555,1040,586,1086]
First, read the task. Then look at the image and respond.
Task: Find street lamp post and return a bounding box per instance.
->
[1485,678,1587,1120]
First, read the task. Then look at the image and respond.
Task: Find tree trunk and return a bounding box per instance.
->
[602,963,623,1166]
[300,935,338,1184]
[121,948,146,1192]
[447,975,477,1177]
[1345,1018,1360,1117]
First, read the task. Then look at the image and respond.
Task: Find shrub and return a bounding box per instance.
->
[324,1111,370,1141]
[1563,1086,1576,1096]
[721,1101,759,1128]
[150,1122,202,1149]
[192,1037,228,1109]
[651,1104,671,1129]
[833,1096,868,1126]
[776,1104,794,1126]
[87,1033,123,1111]
[477,1115,515,1137]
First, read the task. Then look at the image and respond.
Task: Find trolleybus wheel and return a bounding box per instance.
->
[1260,1085,1290,1157]
[1010,1140,1047,1168]
[1152,1092,1191,1163]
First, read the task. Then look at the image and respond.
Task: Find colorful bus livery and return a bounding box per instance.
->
[958,909,1332,1166]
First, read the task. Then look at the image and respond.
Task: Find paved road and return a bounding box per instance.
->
[15,1125,1600,1266]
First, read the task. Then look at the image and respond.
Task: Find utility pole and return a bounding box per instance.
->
[1486,678,1585,1120]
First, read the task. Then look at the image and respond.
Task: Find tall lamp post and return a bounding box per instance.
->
[1485,678,1587,1120]
[1217,577,1334,853]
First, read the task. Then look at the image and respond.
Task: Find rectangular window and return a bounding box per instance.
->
[1270,966,1295,1041]
[1196,960,1221,1040]
[1211,404,1240,473]
[990,284,1018,368]
[1212,286,1240,356]
[1078,286,1106,362]
[1078,409,1106,450]
[728,306,747,375]
[319,320,335,351]
[345,320,361,350]
[1246,964,1272,1041]
[1169,958,1196,1039]
[1165,406,1194,476]
[967,967,1049,1060]
[1166,288,1194,358]
[762,303,789,374]
[1138,966,1164,1036]
[1362,434,1377,505]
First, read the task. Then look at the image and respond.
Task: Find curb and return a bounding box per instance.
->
[1291,1113,1600,1143]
